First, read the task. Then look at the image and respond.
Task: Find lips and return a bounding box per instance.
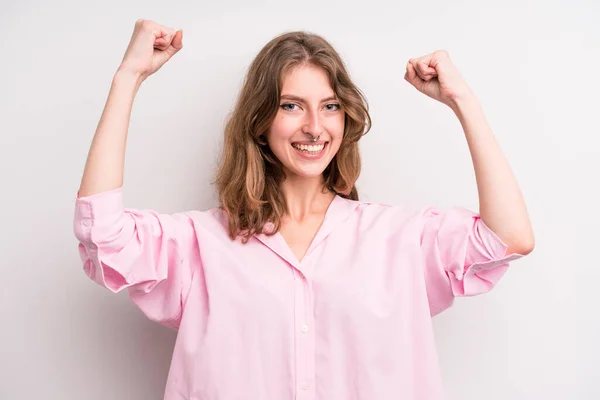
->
[292,142,326,152]
[291,141,329,159]
[291,140,328,146]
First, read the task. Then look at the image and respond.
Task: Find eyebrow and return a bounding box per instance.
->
[280,94,338,103]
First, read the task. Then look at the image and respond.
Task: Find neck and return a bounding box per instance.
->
[280,174,335,223]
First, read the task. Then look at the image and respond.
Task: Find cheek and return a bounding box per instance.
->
[328,115,345,140]
[268,115,297,140]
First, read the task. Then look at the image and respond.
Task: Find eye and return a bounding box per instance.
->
[325,103,341,111]
[280,103,299,111]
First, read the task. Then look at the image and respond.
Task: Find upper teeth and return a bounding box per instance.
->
[293,143,324,152]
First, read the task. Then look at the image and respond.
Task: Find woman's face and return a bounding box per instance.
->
[265,64,345,180]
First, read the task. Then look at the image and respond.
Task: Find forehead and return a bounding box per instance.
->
[281,64,334,97]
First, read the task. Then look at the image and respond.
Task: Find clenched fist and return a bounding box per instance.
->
[119,19,183,81]
[404,50,473,108]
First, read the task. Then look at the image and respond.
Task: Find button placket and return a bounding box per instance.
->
[293,268,316,400]
[304,279,316,399]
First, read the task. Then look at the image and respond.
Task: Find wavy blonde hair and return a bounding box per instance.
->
[215,31,371,242]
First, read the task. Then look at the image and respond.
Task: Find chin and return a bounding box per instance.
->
[285,164,329,179]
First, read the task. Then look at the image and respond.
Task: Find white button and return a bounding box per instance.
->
[300,324,309,333]
[87,243,97,249]
[81,220,91,227]
[300,381,309,390]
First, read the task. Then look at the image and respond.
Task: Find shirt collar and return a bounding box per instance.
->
[254,194,360,271]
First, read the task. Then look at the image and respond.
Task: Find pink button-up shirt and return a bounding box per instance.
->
[73,187,524,400]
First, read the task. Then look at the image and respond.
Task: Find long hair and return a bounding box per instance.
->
[215,31,371,242]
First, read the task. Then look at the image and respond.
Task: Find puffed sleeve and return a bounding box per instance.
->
[73,187,199,329]
[420,206,525,316]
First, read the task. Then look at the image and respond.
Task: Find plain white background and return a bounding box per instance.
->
[1,0,598,399]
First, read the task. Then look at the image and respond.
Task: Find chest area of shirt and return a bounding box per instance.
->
[197,231,423,320]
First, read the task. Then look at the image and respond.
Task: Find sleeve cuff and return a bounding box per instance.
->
[456,217,526,295]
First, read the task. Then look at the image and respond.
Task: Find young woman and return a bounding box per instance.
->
[74,19,534,400]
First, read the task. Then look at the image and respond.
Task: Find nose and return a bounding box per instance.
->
[302,108,323,137]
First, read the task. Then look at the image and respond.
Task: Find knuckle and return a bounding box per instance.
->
[140,19,155,30]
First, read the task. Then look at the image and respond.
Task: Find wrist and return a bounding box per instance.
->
[448,90,480,116]
[114,65,145,88]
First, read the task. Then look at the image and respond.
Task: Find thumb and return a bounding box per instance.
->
[155,30,183,66]
[170,30,183,52]
[163,30,183,59]
[404,62,422,87]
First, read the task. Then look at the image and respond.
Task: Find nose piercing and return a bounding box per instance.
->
[311,135,321,142]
